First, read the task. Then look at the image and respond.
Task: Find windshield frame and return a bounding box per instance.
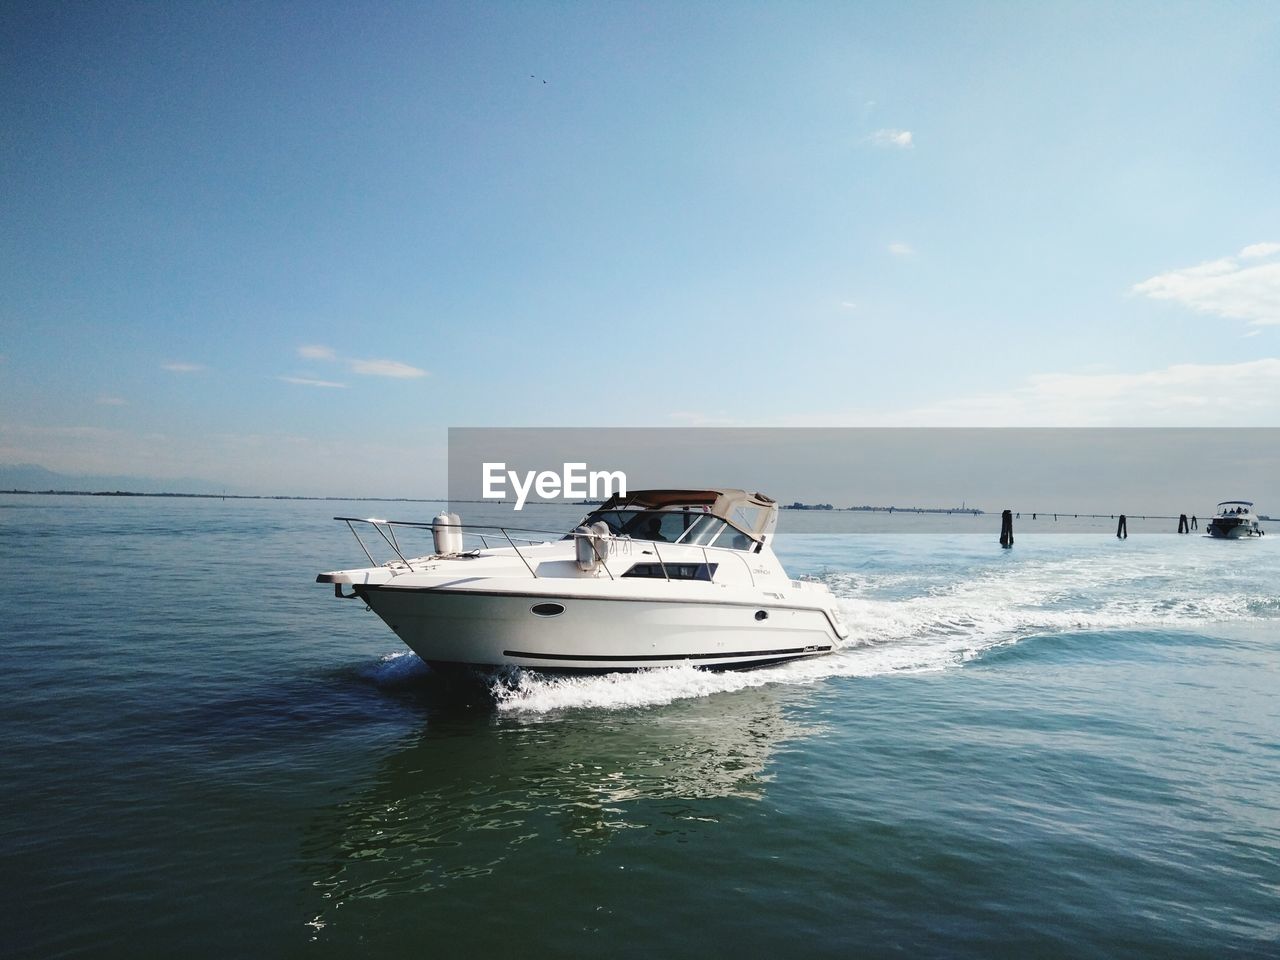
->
[566,507,758,549]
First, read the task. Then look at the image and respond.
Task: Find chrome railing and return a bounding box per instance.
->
[333,516,567,578]
[331,516,757,584]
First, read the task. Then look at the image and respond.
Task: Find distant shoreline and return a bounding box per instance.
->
[4,490,1254,521]
[785,503,985,515]
[2,489,984,512]
[0,489,449,502]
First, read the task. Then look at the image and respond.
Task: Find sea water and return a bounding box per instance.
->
[2,495,1277,958]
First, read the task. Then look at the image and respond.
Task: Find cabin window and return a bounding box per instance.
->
[574,509,699,542]
[682,514,727,545]
[710,527,755,551]
[684,517,754,550]
[731,504,766,534]
[574,509,633,535]
[622,562,718,581]
[570,507,756,549]
[619,510,699,543]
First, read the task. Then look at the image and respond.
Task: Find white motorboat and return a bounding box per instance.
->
[317,488,848,671]
[1206,501,1265,539]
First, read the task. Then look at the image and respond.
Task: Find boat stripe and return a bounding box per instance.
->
[501,645,832,662]
[355,583,833,613]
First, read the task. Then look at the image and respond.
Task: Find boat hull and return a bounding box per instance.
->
[1207,521,1262,539]
[354,585,838,671]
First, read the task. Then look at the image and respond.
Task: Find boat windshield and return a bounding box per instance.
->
[570,508,756,550]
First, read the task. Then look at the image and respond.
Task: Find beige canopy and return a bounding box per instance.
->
[596,488,778,538]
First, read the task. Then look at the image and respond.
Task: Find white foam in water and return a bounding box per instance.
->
[483,540,1280,715]
[361,650,431,685]
[489,663,768,713]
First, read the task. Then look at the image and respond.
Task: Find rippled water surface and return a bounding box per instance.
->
[2,495,1278,958]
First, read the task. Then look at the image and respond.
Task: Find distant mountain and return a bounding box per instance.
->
[0,463,239,496]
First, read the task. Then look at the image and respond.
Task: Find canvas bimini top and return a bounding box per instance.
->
[593,488,779,541]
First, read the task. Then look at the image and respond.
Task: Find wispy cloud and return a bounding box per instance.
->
[350,358,427,379]
[1132,243,1280,325]
[867,128,913,149]
[95,396,127,406]
[888,242,915,257]
[292,344,428,380]
[840,301,858,310]
[771,359,1280,428]
[278,376,347,388]
[161,361,204,373]
[298,344,337,360]
[902,358,1280,426]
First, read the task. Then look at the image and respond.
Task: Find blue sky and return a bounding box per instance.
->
[2,1,1278,496]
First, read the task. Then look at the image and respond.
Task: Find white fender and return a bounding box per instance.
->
[432,512,463,555]
[574,525,599,572]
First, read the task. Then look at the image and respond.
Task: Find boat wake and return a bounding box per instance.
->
[362,540,1280,715]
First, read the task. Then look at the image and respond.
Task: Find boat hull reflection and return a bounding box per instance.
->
[301,687,816,926]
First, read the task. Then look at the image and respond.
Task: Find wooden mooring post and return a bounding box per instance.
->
[999,509,1014,548]
[1116,514,1128,539]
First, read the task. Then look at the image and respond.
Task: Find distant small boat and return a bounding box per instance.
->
[1207,501,1265,539]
